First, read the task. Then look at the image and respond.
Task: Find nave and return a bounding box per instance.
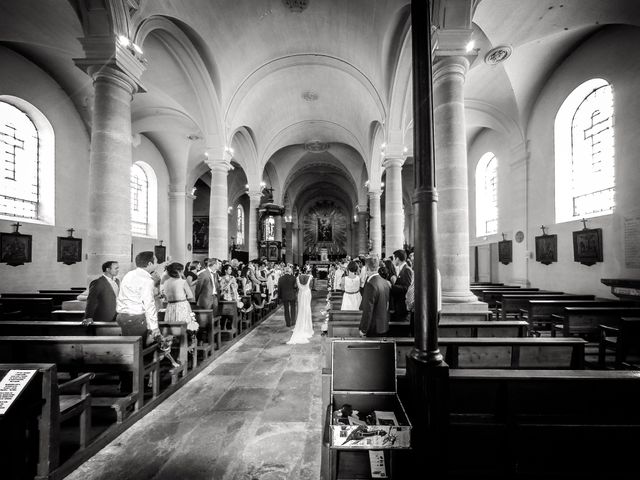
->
[67,295,326,480]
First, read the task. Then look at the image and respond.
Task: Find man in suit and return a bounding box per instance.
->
[83,261,120,324]
[277,265,298,327]
[391,249,413,323]
[195,257,221,314]
[359,257,391,337]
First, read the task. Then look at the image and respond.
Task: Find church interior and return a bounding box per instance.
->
[1,0,640,479]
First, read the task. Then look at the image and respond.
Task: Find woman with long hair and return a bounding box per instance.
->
[286,273,314,344]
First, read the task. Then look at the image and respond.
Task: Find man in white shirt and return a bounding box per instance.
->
[116,251,161,343]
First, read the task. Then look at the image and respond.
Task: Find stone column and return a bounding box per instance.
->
[384,157,405,255]
[185,191,196,263]
[433,55,476,303]
[248,191,262,260]
[357,210,368,256]
[285,220,293,263]
[206,160,231,260]
[168,184,189,262]
[369,190,382,258]
[406,210,415,247]
[85,66,139,279]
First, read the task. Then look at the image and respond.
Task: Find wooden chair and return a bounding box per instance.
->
[599,317,640,369]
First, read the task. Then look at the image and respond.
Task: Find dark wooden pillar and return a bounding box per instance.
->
[407,0,450,474]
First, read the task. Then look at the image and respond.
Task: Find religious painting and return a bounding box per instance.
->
[535,234,557,265]
[57,237,82,265]
[573,228,603,266]
[317,217,332,242]
[498,240,512,265]
[268,244,279,261]
[0,232,32,267]
[154,244,166,263]
[193,216,209,254]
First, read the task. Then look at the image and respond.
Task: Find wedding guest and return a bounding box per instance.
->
[391,249,413,323]
[340,261,362,310]
[161,262,194,323]
[116,251,161,343]
[359,256,391,337]
[83,261,120,324]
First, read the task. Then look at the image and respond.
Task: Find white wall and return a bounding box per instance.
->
[131,135,171,266]
[467,25,640,297]
[0,47,90,292]
[526,25,640,298]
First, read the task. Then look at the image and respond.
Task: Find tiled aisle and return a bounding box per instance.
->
[67,295,327,480]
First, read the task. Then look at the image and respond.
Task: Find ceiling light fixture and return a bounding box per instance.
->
[484,45,513,65]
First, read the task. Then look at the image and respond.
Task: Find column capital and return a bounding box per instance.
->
[248,190,263,202]
[368,189,382,200]
[75,36,146,93]
[382,156,406,169]
[206,159,233,173]
[433,55,470,84]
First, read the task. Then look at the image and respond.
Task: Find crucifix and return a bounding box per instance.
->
[540,225,548,236]
[66,228,75,238]
[580,218,588,230]
[501,233,506,241]
[11,222,22,233]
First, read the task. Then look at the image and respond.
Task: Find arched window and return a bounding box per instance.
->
[130,163,149,236]
[0,99,54,222]
[555,79,615,222]
[236,204,245,245]
[475,152,498,236]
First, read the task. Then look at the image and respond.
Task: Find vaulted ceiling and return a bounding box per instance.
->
[2,0,640,219]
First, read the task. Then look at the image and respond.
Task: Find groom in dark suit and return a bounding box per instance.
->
[359,257,391,337]
[278,266,298,327]
[83,261,120,324]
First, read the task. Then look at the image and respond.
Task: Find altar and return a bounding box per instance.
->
[309,260,330,280]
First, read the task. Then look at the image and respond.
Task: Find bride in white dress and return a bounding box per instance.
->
[287,273,314,344]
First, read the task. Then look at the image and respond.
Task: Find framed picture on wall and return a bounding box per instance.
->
[498,240,512,265]
[535,234,557,265]
[0,232,33,267]
[573,228,603,266]
[57,236,82,265]
[154,244,166,263]
[193,216,209,254]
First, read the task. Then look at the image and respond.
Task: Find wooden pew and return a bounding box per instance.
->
[599,317,640,369]
[480,288,544,306]
[0,297,54,320]
[520,299,630,332]
[327,319,528,338]
[0,363,94,480]
[191,309,220,363]
[0,336,152,423]
[497,294,595,321]
[395,337,586,370]
[551,306,640,339]
[446,369,640,477]
[323,337,586,371]
[327,320,410,337]
[2,292,78,309]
